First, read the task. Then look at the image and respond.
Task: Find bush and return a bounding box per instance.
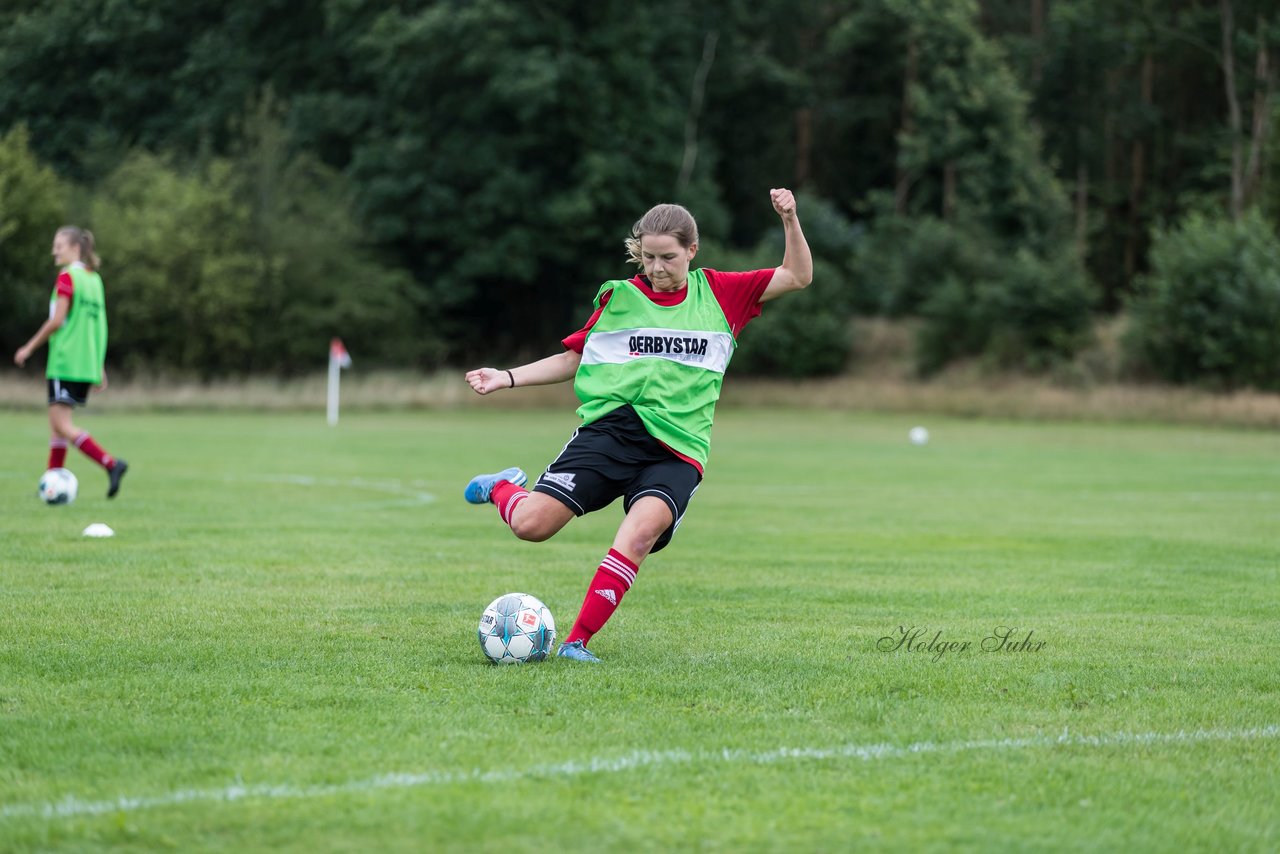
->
[233,101,436,373]
[87,120,436,377]
[856,215,1000,317]
[1125,211,1280,390]
[959,246,1095,373]
[0,125,66,356]
[91,153,262,376]
[913,241,1094,376]
[857,216,1095,375]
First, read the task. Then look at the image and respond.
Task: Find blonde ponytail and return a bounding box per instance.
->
[57,226,101,270]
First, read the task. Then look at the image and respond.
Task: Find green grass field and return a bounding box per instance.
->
[1,407,1277,851]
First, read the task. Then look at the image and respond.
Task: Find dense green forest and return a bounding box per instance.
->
[2,0,1278,387]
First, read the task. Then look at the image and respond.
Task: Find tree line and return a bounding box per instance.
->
[2,0,1277,387]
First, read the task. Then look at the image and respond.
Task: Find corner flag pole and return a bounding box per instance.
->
[327,338,352,426]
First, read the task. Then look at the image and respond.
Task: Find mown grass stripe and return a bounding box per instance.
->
[5,725,1276,822]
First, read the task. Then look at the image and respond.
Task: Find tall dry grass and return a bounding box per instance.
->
[3,368,1278,428]
[0,370,579,412]
[2,318,1278,428]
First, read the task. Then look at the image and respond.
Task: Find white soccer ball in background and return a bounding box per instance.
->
[909,426,930,446]
[478,592,556,664]
[39,468,78,505]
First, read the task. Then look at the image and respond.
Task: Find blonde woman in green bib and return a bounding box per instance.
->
[14,227,128,498]
[463,189,812,662]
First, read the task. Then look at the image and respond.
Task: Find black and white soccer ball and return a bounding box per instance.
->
[39,468,78,505]
[478,592,556,664]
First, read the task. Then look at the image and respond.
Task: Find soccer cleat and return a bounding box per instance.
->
[464,467,527,504]
[107,458,128,499]
[556,640,601,663]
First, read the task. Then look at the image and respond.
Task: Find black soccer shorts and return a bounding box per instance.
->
[533,405,702,553]
[47,378,92,407]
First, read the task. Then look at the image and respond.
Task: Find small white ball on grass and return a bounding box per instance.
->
[909,426,929,445]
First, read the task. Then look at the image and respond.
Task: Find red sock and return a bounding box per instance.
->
[73,432,115,470]
[490,479,530,527]
[48,437,68,469]
[565,549,638,646]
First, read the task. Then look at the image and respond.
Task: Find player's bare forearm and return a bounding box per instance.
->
[465,350,582,395]
[760,188,814,303]
[512,350,581,386]
[780,215,813,287]
[14,317,63,366]
[26,318,62,350]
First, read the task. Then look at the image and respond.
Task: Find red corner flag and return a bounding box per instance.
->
[330,338,352,369]
[327,339,351,425]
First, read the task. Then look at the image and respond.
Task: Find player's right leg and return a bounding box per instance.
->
[505,492,575,542]
[464,467,575,542]
[464,467,527,503]
[556,640,602,663]
[556,497,670,664]
[556,449,700,664]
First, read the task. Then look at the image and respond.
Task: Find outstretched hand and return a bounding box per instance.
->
[465,367,512,395]
[770,188,797,221]
[14,345,32,367]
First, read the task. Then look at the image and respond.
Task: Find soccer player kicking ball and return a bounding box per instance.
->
[464,189,812,662]
[14,227,128,498]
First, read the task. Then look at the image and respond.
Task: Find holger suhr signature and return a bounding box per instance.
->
[877,626,1047,662]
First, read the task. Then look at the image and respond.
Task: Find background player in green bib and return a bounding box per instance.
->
[14,227,129,498]
[464,188,812,662]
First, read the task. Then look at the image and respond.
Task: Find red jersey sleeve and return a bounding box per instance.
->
[55,272,75,302]
[561,289,614,354]
[704,268,775,338]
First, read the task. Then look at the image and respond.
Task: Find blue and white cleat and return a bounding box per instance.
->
[556,640,601,663]
[464,467,527,504]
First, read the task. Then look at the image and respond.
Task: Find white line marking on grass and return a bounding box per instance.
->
[3,724,1276,822]
[224,474,436,506]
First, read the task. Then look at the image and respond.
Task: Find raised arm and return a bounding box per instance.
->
[759,188,813,303]
[465,349,583,395]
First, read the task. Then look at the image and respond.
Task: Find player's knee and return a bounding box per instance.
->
[647,527,675,555]
[509,501,563,542]
[619,529,663,557]
[510,515,553,542]
[619,515,671,557]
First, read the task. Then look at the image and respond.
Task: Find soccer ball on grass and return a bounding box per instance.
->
[478,592,556,664]
[39,468,78,505]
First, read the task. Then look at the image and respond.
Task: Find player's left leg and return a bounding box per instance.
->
[557,496,672,663]
[466,467,577,542]
[558,455,700,663]
[47,434,68,470]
